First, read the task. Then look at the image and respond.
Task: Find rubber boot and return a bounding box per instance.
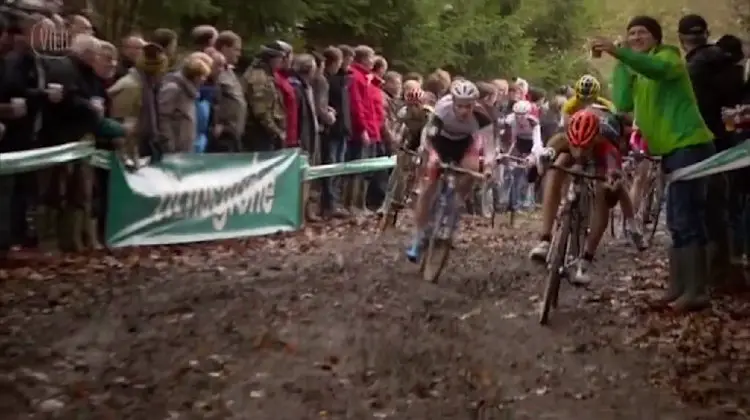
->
[59,208,85,252]
[83,216,102,250]
[34,206,55,252]
[302,182,321,223]
[670,244,711,313]
[654,247,684,306]
[349,177,364,217]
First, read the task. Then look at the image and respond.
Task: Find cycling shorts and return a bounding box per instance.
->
[426,134,482,180]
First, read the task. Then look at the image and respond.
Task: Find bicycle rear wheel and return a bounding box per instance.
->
[540,212,571,325]
[422,237,452,282]
[643,177,665,247]
[378,156,408,234]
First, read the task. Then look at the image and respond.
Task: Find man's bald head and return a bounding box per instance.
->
[68,14,93,37]
[121,34,145,62]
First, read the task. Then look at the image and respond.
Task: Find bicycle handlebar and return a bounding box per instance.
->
[550,164,606,181]
[627,151,661,163]
[438,161,485,179]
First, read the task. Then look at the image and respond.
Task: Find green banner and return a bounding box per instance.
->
[105,149,304,247]
[669,140,750,181]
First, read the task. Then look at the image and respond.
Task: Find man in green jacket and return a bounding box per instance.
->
[592,15,715,312]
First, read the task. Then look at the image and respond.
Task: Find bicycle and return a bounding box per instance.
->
[632,152,664,248]
[378,145,422,233]
[607,152,663,246]
[418,160,484,283]
[484,153,530,228]
[539,163,604,325]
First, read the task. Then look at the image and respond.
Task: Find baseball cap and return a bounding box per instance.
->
[678,14,708,35]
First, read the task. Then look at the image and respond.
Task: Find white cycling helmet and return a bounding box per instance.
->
[512,100,532,115]
[450,80,479,102]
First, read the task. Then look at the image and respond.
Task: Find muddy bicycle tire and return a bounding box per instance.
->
[540,211,571,325]
[422,237,452,283]
[378,160,408,234]
[642,176,664,247]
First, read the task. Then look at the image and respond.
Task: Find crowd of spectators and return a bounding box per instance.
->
[0,8,542,257]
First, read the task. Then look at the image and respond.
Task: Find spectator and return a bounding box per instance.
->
[195,50,223,153]
[115,33,145,80]
[366,56,389,210]
[212,30,246,152]
[151,28,178,65]
[0,15,60,252]
[272,41,297,148]
[290,53,321,221]
[158,52,212,153]
[382,70,403,151]
[67,14,92,37]
[403,72,423,85]
[191,25,217,51]
[241,43,286,151]
[289,54,319,156]
[108,43,168,167]
[347,44,377,215]
[322,45,350,218]
[423,71,449,99]
[602,15,715,312]
[49,33,109,251]
[678,14,744,283]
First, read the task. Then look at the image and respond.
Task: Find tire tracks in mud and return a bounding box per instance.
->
[0,215,707,419]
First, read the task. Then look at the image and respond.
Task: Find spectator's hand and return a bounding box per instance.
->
[45,83,64,103]
[90,97,105,116]
[590,37,617,56]
[10,98,26,118]
[213,124,224,138]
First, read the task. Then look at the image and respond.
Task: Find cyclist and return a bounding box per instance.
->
[405,80,491,261]
[504,100,544,156]
[527,108,643,284]
[562,75,616,124]
[627,121,653,219]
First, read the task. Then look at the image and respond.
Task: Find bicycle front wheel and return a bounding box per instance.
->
[643,177,665,247]
[540,211,571,325]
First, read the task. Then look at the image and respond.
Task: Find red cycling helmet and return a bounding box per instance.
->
[567,109,600,148]
[404,88,425,104]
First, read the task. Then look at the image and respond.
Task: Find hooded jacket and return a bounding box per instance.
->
[684,43,743,150]
[612,44,713,156]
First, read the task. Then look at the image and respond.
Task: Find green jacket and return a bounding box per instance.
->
[611,44,713,156]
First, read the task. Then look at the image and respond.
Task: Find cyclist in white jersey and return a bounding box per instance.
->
[406,80,492,261]
[503,100,543,156]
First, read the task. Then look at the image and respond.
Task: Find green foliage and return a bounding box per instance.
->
[92,0,604,89]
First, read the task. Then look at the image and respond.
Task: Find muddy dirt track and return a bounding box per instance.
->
[0,214,748,419]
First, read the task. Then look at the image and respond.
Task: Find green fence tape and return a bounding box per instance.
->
[0,141,95,175]
[0,141,396,179]
[304,156,396,180]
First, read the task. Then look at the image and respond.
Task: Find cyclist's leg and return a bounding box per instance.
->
[529,152,573,261]
[406,143,441,260]
[456,136,482,197]
[573,181,610,284]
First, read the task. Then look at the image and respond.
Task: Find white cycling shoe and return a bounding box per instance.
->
[571,259,592,285]
[529,240,550,262]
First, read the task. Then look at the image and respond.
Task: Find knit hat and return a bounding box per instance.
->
[137,43,168,75]
[678,14,708,36]
[627,15,663,44]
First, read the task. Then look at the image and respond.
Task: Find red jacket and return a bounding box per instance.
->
[369,76,385,143]
[348,63,378,143]
[274,70,298,147]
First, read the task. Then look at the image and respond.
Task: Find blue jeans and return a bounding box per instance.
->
[321,136,348,210]
[662,142,715,248]
[365,141,388,209]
